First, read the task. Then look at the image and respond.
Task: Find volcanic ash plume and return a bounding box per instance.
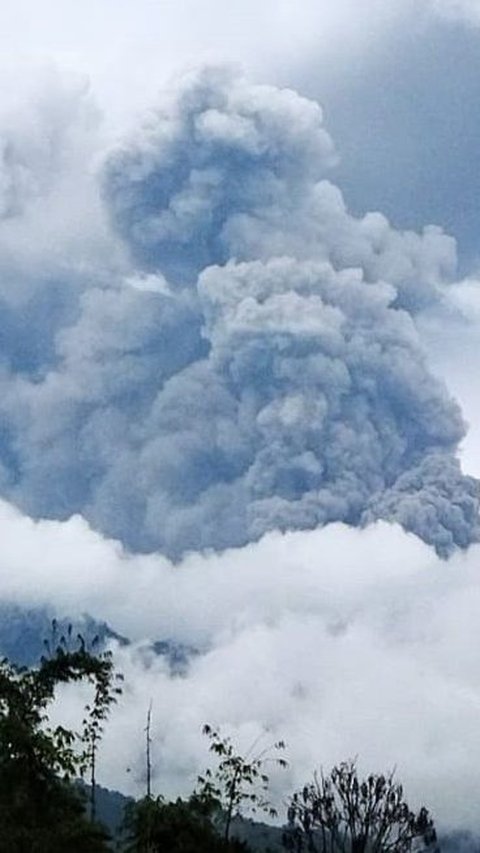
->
[0,66,476,556]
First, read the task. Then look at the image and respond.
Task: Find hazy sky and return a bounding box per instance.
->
[3,1,480,259]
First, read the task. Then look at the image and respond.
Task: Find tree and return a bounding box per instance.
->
[77,644,124,822]
[196,724,287,843]
[122,793,252,852]
[44,621,124,823]
[0,639,121,851]
[283,761,438,853]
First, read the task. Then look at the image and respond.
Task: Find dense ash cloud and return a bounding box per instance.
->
[104,67,456,312]
[0,66,476,556]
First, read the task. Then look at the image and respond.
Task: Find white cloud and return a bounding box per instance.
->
[0,1,419,132]
[0,64,121,302]
[2,498,480,830]
[0,0,476,140]
[430,0,480,25]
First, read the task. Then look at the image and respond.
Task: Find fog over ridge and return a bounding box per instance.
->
[1,498,480,830]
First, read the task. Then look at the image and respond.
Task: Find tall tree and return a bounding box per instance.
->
[0,640,121,851]
[145,702,153,800]
[283,760,438,853]
[197,724,287,843]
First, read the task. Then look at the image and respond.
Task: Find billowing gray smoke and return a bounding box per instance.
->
[0,66,477,557]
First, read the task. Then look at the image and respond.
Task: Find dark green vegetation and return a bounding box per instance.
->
[283,762,437,852]
[122,794,251,852]
[0,637,120,851]
[0,635,464,852]
[196,724,287,842]
[118,720,287,852]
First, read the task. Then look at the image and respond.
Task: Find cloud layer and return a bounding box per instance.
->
[0,66,475,557]
[1,499,480,831]
[431,0,480,25]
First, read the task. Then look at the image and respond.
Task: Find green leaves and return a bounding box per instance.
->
[284,761,438,853]
[122,794,252,853]
[0,637,121,850]
[197,724,287,842]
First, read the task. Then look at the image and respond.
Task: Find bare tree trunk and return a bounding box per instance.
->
[146,701,153,799]
[90,740,96,823]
